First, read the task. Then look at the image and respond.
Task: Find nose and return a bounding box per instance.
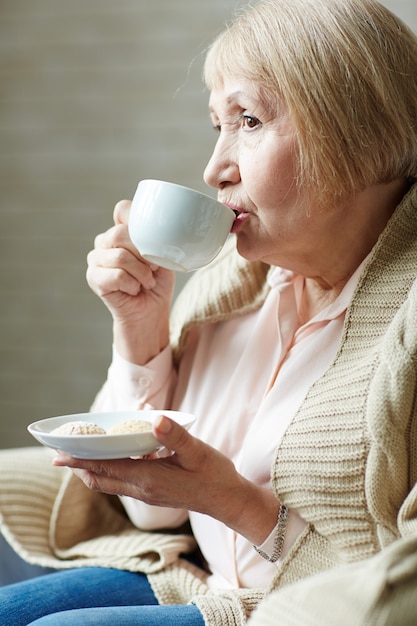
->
[203,133,240,190]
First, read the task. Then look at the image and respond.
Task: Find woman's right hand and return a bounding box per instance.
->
[86,199,176,364]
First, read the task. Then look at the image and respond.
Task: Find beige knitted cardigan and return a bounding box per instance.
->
[1,185,417,626]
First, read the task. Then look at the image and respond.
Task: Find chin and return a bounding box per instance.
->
[235,236,263,263]
[236,238,282,268]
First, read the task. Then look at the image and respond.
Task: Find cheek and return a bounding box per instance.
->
[242,164,298,212]
[239,152,274,199]
[240,141,299,207]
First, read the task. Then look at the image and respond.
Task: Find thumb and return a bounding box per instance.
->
[113,199,131,225]
[152,414,194,457]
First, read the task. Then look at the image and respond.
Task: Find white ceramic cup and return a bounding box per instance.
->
[128,179,235,272]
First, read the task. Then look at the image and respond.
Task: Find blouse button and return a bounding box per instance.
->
[138,376,151,389]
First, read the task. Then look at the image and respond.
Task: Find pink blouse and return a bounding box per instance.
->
[92,263,364,589]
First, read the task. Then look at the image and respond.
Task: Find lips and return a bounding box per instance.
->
[221,201,249,233]
[230,209,249,234]
[222,201,243,217]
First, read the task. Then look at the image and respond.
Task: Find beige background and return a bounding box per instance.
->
[1,0,416,449]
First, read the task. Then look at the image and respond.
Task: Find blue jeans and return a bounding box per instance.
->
[0,567,205,625]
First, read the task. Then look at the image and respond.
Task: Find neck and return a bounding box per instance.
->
[300,177,409,321]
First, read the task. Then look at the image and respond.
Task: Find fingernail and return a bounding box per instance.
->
[154,414,171,434]
[53,451,70,465]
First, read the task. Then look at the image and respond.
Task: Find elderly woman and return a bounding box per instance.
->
[0,0,417,624]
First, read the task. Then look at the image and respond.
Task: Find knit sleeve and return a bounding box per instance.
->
[191,524,340,626]
[366,277,417,543]
[0,446,196,573]
[246,534,417,626]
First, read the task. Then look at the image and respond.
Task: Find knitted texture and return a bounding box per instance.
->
[247,535,417,626]
[0,186,416,626]
[0,447,64,567]
[170,235,271,364]
[272,188,417,564]
[0,448,196,573]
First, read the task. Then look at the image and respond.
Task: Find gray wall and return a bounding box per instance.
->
[1,0,416,449]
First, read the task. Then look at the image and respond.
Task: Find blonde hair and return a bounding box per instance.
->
[204,0,417,204]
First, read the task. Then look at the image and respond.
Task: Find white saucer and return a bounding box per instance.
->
[27,410,195,459]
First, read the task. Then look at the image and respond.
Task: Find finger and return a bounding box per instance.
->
[87,247,157,290]
[53,452,135,482]
[72,467,135,498]
[53,451,108,470]
[87,266,144,298]
[52,454,151,499]
[113,199,131,226]
[95,223,133,253]
[112,201,161,272]
[152,415,202,465]
[95,218,161,272]
[98,203,161,275]
[91,224,156,279]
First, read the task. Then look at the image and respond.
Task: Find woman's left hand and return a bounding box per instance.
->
[53,414,278,545]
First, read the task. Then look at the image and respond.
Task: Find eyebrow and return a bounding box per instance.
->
[212,82,279,105]
[208,90,259,114]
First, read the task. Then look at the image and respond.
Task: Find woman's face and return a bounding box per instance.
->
[204,76,320,269]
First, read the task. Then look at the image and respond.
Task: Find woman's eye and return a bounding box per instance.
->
[240,114,260,130]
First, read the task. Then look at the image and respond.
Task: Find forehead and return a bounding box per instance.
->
[208,77,275,112]
[208,77,287,124]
